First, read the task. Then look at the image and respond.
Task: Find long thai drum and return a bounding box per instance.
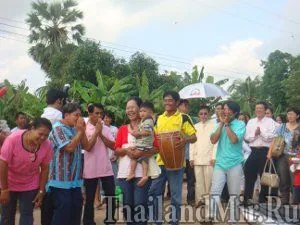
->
[156,131,184,170]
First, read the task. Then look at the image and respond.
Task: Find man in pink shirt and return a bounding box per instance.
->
[83,103,116,225]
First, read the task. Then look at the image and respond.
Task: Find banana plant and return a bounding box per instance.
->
[71,70,135,124]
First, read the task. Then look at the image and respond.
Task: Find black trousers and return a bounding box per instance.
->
[244,147,277,203]
[41,192,53,225]
[185,159,195,203]
[83,176,116,225]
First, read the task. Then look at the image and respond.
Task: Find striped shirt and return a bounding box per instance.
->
[47,121,83,189]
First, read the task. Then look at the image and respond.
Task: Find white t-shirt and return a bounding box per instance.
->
[11,127,20,133]
[41,106,62,124]
[117,133,143,178]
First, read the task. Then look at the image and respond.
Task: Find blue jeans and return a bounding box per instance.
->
[148,166,184,225]
[50,187,83,225]
[210,164,243,222]
[118,178,151,225]
[0,189,38,225]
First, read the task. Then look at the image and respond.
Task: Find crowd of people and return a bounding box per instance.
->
[0,88,299,225]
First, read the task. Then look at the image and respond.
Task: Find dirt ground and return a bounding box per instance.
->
[15,182,246,225]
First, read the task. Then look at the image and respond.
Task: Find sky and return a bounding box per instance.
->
[0,0,299,92]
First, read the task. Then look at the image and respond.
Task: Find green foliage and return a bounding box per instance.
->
[261,50,294,109]
[0,80,45,127]
[70,70,135,125]
[282,56,300,106]
[228,76,262,116]
[129,52,159,91]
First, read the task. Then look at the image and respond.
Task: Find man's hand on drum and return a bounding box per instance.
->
[190,160,194,168]
[175,137,187,151]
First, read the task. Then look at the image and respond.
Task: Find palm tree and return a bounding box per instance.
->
[26,0,85,72]
[228,76,262,115]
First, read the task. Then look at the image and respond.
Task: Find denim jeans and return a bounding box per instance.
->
[210,164,243,222]
[148,166,184,225]
[50,187,83,225]
[118,178,151,225]
[0,189,38,225]
[83,176,116,225]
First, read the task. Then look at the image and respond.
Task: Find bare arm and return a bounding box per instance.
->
[225,125,238,144]
[211,123,224,144]
[63,131,84,153]
[0,160,8,190]
[100,134,115,150]
[39,164,49,192]
[84,132,98,152]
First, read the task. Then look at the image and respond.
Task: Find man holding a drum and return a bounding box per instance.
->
[149,91,197,225]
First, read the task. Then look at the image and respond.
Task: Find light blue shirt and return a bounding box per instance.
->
[212,119,246,170]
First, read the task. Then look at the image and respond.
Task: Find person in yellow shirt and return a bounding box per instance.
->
[148,91,196,225]
[189,105,216,207]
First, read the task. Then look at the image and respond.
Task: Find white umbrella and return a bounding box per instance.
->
[179,83,228,99]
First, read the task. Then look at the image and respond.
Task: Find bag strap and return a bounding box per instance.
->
[263,159,269,173]
[269,158,278,175]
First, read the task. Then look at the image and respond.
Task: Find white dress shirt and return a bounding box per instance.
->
[245,116,276,148]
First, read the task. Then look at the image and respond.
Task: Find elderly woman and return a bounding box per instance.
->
[0,118,53,225]
[115,97,159,225]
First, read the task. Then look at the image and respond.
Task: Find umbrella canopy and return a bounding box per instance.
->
[179,83,228,99]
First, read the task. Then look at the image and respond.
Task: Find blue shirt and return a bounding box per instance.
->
[213,119,246,170]
[275,123,300,156]
[47,121,83,189]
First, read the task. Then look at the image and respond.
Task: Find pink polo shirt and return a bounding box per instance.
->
[0,130,53,192]
[83,120,114,179]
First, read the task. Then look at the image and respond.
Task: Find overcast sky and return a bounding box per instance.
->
[0,0,299,92]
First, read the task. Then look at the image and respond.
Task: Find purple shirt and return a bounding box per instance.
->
[83,120,114,179]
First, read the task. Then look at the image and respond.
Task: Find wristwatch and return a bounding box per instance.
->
[224,124,229,128]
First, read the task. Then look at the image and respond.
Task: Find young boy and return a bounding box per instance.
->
[127,101,154,187]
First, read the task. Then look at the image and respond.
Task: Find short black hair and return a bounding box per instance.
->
[277,114,287,123]
[179,99,189,106]
[46,88,66,105]
[140,101,154,111]
[87,103,104,113]
[163,91,180,102]
[32,118,52,131]
[127,97,143,108]
[15,112,26,119]
[215,102,224,108]
[104,111,115,120]
[255,101,268,110]
[62,103,81,118]
[266,107,274,114]
[225,101,240,118]
[198,105,210,112]
[287,107,299,116]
